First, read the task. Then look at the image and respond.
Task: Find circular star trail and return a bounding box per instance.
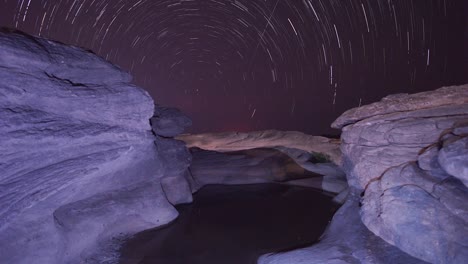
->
[1,0,466,134]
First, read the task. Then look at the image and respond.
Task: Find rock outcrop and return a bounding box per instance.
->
[0,29,191,264]
[179,131,347,196]
[178,130,342,165]
[333,85,468,264]
[260,84,468,264]
[151,106,192,138]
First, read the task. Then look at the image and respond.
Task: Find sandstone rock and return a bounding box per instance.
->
[189,148,322,187]
[177,130,342,165]
[361,163,468,264]
[161,174,193,205]
[0,30,189,264]
[151,106,192,137]
[154,136,192,175]
[438,137,468,187]
[332,85,468,263]
[332,85,468,129]
[179,130,346,194]
[340,105,468,189]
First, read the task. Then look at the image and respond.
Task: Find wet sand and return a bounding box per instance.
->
[119,184,338,264]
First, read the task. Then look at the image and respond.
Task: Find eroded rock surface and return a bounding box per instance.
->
[151,106,192,137]
[0,30,190,264]
[179,131,347,195]
[261,85,468,264]
[178,130,342,165]
[337,85,468,263]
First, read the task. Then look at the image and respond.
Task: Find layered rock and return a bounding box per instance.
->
[179,131,347,196]
[332,85,468,264]
[178,130,342,165]
[261,85,468,264]
[0,29,189,264]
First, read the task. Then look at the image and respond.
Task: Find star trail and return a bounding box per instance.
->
[1,0,466,134]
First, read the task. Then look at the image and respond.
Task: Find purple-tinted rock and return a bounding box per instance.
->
[161,174,193,205]
[151,106,192,137]
[332,85,468,263]
[438,137,468,187]
[361,163,468,264]
[0,30,190,264]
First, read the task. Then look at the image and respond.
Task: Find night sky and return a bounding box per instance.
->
[1,0,467,135]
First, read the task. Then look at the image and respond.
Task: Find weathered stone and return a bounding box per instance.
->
[161,174,193,205]
[332,85,468,129]
[0,30,190,264]
[151,106,192,137]
[438,137,468,187]
[154,136,192,175]
[333,85,468,263]
[178,130,342,165]
[361,163,468,264]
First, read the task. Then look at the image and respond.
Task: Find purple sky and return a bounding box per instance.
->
[1,0,467,135]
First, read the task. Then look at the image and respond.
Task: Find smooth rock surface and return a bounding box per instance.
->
[0,30,190,264]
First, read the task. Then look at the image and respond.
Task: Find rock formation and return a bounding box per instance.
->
[261,84,468,264]
[179,131,347,196]
[0,29,192,264]
[335,85,468,264]
[178,130,342,165]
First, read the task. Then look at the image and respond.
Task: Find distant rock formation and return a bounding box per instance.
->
[178,130,347,196]
[261,84,468,264]
[0,29,191,263]
[178,130,342,165]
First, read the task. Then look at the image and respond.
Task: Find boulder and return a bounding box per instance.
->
[151,106,192,137]
[161,173,193,205]
[0,30,190,264]
[438,137,468,187]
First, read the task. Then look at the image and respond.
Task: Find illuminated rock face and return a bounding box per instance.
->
[0,30,191,264]
[335,85,468,264]
[260,85,468,264]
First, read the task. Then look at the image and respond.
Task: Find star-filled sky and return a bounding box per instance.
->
[1,0,467,135]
